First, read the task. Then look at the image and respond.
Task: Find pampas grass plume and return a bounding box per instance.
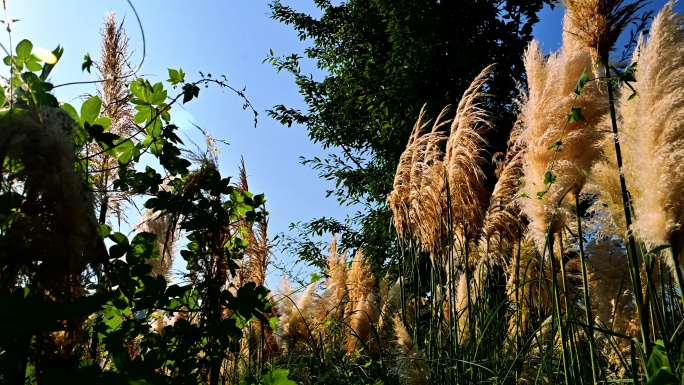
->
[620,1,684,265]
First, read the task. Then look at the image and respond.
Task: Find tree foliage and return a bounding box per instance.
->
[268,0,553,271]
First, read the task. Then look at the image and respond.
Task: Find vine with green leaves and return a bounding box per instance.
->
[0,13,292,385]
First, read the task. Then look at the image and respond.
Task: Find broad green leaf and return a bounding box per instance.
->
[16,39,33,60]
[0,86,6,108]
[81,95,102,125]
[94,116,112,130]
[130,80,145,100]
[574,69,588,95]
[99,224,112,238]
[24,56,42,72]
[167,68,185,85]
[107,138,139,164]
[60,103,79,121]
[566,107,585,123]
[262,368,296,385]
[134,104,152,124]
[646,340,676,385]
[543,171,556,185]
[150,82,167,105]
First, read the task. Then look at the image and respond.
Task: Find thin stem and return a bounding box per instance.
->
[604,64,649,355]
[576,194,598,384]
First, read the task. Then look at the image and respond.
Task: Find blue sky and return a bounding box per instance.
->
[4,0,680,289]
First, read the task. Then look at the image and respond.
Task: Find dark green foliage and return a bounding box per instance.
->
[0,37,286,384]
[268,0,553,272]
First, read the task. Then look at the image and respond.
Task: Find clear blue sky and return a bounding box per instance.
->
[4,0,679,289]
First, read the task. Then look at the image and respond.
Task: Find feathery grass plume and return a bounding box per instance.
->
[344,249,375,319]
[519,27,609,246]
[443,64,495,244]
[0,107,104,373]
[315,237,348,324]
[346,292,379,354]
[388,107,431,238]
[341,249,376,351]
[564,0,648,63]
[274,278,319,351]
[620,2,684,266]
[90,11,135,225]
[392,316,432,385]
[389,106,451,251]
[481,118,526,259]
[410,109,451,251]
[377,277,403,347]
[234,158,271,287]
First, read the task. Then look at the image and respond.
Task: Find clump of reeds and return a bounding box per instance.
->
[388,106,450,250]
[389,65,494,255]
[274,241,381,354]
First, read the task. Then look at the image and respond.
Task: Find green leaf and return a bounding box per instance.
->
[94,116,112,130]
[543,171,556,185]
[262,369,296,385]
[547,140,562,150]
[182,83,200,104]
[0,86,6,108]
[15,39,33,60]
[99,224,112,238]
[628,91,638,101]
[82,53,93,73]
[150,82,167,105]
[620,63,638,83]
[107,138,139,164]
[646,340,676,385]
[574,69,588,95]
[24,56,42,72]
[60,102,79,121]
[566,107,585,123]
[134,104,152,125]
[167,68,185,85]
[648,245,671,255]
[81,95,102,125]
